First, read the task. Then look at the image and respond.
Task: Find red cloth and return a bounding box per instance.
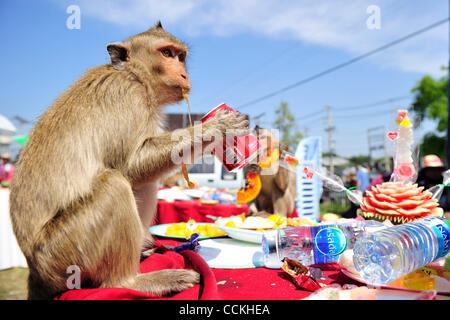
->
[156,200,248,224]
[55,239,361,300]
[55,241,220,300]
[156,199,299,225]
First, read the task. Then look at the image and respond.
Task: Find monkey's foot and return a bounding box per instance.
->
[128,269,200,296]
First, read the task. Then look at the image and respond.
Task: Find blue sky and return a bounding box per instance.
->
[0,0,448,158]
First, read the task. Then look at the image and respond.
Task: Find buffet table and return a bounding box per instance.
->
[56,236,449,300]
[56,236,361,300]
[157,238,360,300]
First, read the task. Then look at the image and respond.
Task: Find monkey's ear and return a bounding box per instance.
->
[107,42,130,71]
[155,21,163,29]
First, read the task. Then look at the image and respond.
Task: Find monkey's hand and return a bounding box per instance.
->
[203,110,250,137]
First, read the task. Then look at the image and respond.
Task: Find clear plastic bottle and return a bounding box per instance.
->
[262,220,385,269]
[353,217,450,285]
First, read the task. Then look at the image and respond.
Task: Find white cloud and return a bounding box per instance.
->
[66,0,448,76]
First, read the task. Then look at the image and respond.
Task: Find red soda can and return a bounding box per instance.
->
[201,103,260,172]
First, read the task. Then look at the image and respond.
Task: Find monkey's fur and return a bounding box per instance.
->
[9,23,248,299]
[246,127,296,218]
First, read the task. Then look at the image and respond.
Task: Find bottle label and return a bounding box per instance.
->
[311,226,348,264]
[421,218,450,259]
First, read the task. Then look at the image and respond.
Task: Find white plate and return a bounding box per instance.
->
[215,225,266,243]
[149,223,226,240]
[157,187,191,201]
[183,189,205,198]
[196,238,264,269]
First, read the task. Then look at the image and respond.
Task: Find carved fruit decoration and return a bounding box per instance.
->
[360,182,443,224]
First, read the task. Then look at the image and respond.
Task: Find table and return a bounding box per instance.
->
[158,238,361,300]
[155,200,249,225]
[0,188,27,270]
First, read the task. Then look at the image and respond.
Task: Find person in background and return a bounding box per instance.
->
[417,154,446,209]
[355,164,370,193]
[0,153,15,188]
[367,161,393,190]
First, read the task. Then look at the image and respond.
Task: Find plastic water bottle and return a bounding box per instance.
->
[262,220,386,269]
[353,217,450,285]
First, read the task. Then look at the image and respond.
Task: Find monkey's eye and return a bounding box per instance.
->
[178,53,186,63]
[161,48,173,58]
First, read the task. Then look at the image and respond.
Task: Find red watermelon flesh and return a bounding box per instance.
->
[360,182,442,224]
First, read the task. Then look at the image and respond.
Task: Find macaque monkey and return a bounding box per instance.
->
[9,22,249,300]
[245,126,296,217]
[161,169,185,187]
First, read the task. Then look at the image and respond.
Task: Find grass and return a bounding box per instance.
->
[0,268,28,300]
[320,201,350,215]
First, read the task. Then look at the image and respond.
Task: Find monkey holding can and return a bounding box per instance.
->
[10,22,249,299]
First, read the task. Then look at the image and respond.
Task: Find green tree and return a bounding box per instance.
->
[348,155,371,166]
[411,71,448,160]
[273,102,303,151]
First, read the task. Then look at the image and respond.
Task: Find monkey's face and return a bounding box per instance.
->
[154,41,191,97]
[108,23,191,105]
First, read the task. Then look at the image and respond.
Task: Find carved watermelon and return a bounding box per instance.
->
[360,182,443,224]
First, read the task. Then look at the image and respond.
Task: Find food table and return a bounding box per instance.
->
[57,232,448,300]
[155,199,249,225]
[148,190,448,300]
[155,238,361,300]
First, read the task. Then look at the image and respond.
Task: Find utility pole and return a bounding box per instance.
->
[304,126,310,138]
[325,106,334,174]
[367,128,372,167]
[383,125,391,172]
[367,126,386,171]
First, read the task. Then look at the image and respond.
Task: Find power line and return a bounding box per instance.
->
[294,93,412,122]
[239,18,449,109]
[333,108,396,119]
[334,94,412,111]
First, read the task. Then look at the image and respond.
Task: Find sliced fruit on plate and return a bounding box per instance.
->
[240,216,276,230]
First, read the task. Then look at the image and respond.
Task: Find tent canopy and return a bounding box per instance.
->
[0,115,16,134]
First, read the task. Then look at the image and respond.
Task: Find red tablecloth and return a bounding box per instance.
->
[155,200,249,225]
[158,239,360,300]
[56,238,361,300]
[57,198,328,300]
[155,199,299,225]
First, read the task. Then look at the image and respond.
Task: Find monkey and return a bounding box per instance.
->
[244,126,296,218]
[9,22,249,300]
[160,169,185,188]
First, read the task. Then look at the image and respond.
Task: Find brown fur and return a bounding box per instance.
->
[246,127,296,217]
[9,23,248,299]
